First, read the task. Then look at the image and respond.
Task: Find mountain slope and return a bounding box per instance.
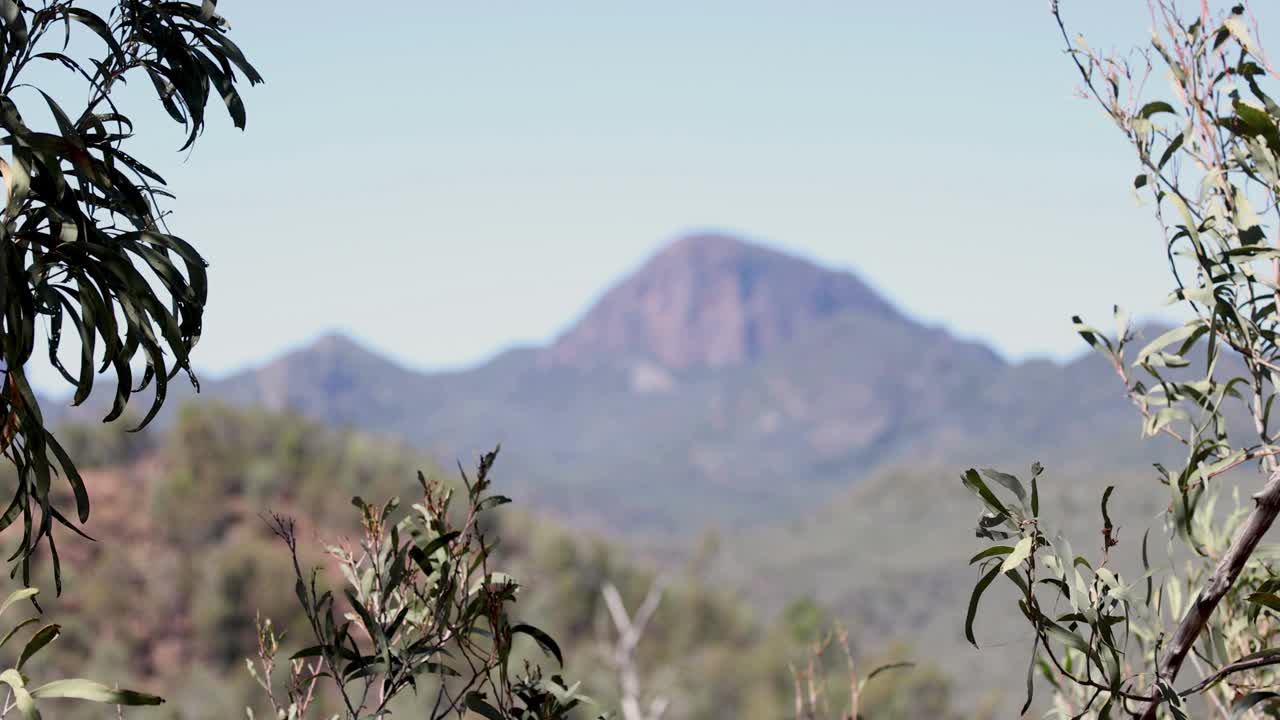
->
[47,404,964,720]
[53,232,1139,538]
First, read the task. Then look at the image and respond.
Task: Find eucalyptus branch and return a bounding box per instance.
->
[1180,649,1280,696]
[0,0,261,591]
[1140,472,1280,719]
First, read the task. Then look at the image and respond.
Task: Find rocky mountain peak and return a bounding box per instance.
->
[546,232,900,370]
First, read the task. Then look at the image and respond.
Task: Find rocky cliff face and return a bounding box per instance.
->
[546,233,899,370]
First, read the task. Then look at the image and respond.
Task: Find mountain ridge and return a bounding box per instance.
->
[52,231,1141,537]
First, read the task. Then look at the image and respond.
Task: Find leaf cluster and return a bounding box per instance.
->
[963,465,1162,717]
[962,4,1280,716]
[0,0,259,590]
[264,447,597,720]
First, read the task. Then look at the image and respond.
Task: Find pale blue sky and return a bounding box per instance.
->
[30,2,1263,391]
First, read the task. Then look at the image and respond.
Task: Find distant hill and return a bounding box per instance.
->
[55,232,1145,538]
[46,404,964,720]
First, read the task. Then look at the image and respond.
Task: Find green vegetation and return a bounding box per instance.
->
[0,1,261,716]
[960,2,1280,718]
[33,403,962,719]
[0,0,259,588]
[181,308,1153,540]
[256,449,596,720]
[0,1,969,718]
[18,1,1276,718]
[721,461,1165,715]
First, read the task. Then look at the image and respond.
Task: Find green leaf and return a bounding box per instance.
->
[1164,286,1214,306]
[466,693,505,720]
[1156,679,1189,720]
[1165,193,1202,251]
[0,0,260,589]
[511,623,564,666]
[969,545,1015,565]
[1229,98,1280,152]
[1000,536,1033,574]
[1248,592,1280,613]
[961,469,1013,522]
[1100,486,1115,531]
[1225,14,1262,58]
[1139,100,1177,118]
[0,668,38,720]
[289,645,326,660]
[18,625,60,668]
[30,679,162,705]
[1141,528,1153,605]
[1232,691,1280,717]
[965,563,1002,648]
[1044,623,1100,666]
[1072,315,1112,351]
[1135,323,1202,365]
[980,468,1026,507]
[1030,464,1040,517]
[419,531,459,559]
[343,589,391,676]
[865,661,914,683]
[1145,407,1191,437]
[0,0,28,46]
[0,589,38,619]
[477,495,512,511]
[1157,132,1184,170]
[1021,635,1037,716]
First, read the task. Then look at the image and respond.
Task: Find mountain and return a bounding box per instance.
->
[546,233,899,370]
[55,232,1141,539]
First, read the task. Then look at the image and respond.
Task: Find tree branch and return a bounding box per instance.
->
[1138,470,1280,719]
[601,580,669,720]
[1181,649,1280,697]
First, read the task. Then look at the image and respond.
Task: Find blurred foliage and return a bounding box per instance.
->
[30,402,965,719]
[0,586,163,718]
[192,532,300,667]
[55,411,153,469]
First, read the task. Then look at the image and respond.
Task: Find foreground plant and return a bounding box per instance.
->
[963,2,1280,717]
[0,0,260,589]
[0,2,262,716]
[257,448,596,720]
[0,586,160,718]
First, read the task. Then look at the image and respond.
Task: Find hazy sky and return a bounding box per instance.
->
[28,2,1265,391]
